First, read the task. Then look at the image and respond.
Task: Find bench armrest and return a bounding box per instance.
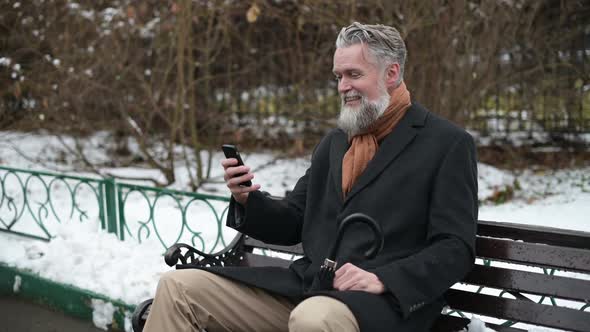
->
[164,233,247,268]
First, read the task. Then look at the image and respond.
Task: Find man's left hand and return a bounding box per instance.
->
[333,263,385,294]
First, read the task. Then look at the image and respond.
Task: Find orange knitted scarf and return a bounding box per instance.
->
[342,82,411,196]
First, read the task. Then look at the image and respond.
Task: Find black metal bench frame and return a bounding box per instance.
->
[133,220,590,332]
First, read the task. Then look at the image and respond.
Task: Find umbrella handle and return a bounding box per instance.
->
[327,213,384,261]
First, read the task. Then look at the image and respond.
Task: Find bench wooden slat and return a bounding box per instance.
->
[244,237,304,255]
[463,264,590,302]
[476,237,590,273]
[433,315,525,332]
[445,289,590,332]
[241,252,292,268]
[478,220,590,250]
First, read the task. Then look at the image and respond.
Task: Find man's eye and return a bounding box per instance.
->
[351,73,361,78]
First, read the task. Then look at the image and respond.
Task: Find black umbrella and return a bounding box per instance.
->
[309,213,384,292]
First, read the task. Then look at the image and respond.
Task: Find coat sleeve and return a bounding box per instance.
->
[372,132,478,318]
[226,168,310,246]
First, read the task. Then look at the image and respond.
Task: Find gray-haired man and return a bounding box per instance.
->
[143,22,477,332]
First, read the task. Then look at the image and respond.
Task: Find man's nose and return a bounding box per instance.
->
[338,78,351,94]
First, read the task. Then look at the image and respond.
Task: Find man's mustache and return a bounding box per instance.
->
[341,91,364,102]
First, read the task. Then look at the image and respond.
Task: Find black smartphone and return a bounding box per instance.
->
[221,144,252,187]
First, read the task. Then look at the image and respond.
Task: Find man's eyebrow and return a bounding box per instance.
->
[333,69,361,75]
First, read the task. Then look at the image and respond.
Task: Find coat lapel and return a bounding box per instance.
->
[343,104,428,205]
[329,129,349,200]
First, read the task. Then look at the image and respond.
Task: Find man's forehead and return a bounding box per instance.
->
[333,44,377,72]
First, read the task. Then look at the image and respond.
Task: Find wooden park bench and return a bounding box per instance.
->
[132,219,590,332]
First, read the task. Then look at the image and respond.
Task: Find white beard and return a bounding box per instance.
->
[337,91,390,137]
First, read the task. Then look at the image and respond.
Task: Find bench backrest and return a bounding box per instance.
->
[239,220,590,332]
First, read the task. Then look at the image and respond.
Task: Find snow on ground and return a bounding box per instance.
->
[2,221,167,306]
[0,131,589,331]
[478,165,590,231]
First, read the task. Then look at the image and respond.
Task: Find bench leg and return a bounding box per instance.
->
[131,299,153,332]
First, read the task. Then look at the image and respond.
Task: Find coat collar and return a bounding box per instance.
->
[329,103,429,204]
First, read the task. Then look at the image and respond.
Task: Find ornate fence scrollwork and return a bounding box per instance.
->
[0,166,103,241]
[116,183,231,253]
[0,166,231,254]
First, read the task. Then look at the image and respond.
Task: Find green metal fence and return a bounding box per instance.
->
[0,165,231,252]
[116,182,232,252]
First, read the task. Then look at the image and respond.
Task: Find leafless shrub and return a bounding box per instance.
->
[1,0,588,187]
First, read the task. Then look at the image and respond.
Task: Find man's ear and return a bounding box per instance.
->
[385,63,400,89]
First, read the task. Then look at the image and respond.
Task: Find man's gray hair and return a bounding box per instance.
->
[336,22,406,86]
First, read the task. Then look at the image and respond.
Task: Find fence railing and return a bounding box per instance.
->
[0,165,232,253]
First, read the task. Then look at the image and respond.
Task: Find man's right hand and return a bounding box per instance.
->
[221,158,261,206]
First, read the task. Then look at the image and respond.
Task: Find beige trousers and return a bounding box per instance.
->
[143,269,359,332]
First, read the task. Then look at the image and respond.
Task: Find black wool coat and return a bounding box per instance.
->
[202,103,478,331]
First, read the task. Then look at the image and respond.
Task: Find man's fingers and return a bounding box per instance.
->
[336,276,361,291]
[226,165,250,178]
[332,263,385,294]
[220,158,260,206]
[333,263,358,289]
[220,158,239,168]
[334,262,354,278]
[231,183,260,194]
[223,164,252,184]
[227,173,255,187]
